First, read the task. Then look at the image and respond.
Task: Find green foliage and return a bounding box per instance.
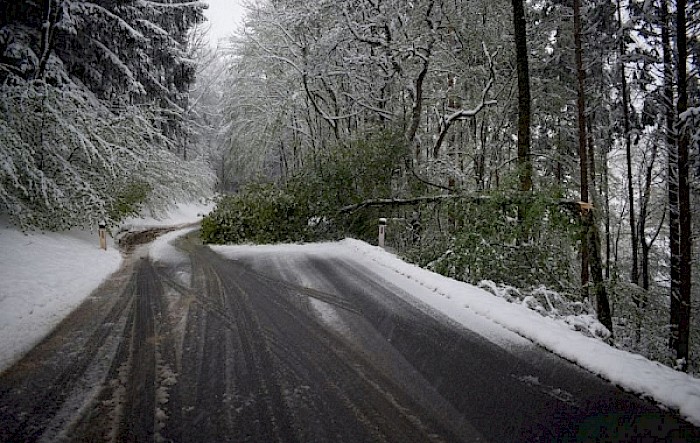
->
[407,187,580,292]
[108,181,151,223]
[201,184,311,244]
[289,131,405,213]
[316,131,407,241]
[202,131,408,244]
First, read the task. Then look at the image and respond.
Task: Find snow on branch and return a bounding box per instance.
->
[70,3,145,42]
[90,39,146,95]
[338,195,464,213]
[247,33,304,75]
[342,9,388,49]
[338,193,588,214]
[136,19,171,39]
[138,1,207,9]
[432,42,498,158]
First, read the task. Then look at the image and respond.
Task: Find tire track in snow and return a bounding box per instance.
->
[203,248,481,442]
[0,261,137,442]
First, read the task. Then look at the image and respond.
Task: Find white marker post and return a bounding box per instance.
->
[98,221,107,251]
[378,218,387,248]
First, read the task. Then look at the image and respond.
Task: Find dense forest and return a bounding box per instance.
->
[202,0,700,374]
[1,1,698,375]
[0,0,214,230]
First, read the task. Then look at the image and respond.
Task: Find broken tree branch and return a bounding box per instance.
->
[338,193,589,215]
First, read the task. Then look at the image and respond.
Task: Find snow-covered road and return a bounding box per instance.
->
[0,229,698,442]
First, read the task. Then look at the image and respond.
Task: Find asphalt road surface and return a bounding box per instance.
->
[1,230,698,442]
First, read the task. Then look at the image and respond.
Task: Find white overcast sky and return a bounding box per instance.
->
[202,0,247,45]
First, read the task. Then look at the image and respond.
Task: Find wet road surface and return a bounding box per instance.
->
[0,231,698,442]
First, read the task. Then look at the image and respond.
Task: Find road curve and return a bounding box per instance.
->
[0,231,698,442]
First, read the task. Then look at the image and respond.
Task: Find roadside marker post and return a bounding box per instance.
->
[99,221,107,251]
[378,218,387,248]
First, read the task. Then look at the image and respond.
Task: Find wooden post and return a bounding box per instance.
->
[99,222,107,250]
[378,218,387,248]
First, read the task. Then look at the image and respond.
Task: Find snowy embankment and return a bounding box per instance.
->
[0,226,121,372]
[343,240,700,426]
[0,202,212,374]
[212,238,700,426]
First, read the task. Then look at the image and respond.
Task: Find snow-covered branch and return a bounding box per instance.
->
[432,43,498,158]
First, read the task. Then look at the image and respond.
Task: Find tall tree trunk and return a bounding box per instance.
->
[603,141,612,280]
[587,117,598,204]
[617,0,639,286]
[661,0,682,358]
[638,140,659,292]
[512,0,532,193]
[586,209,614,336]
[673,0,692,371]
[407,0,436,162]
[574,0,590,297]
[573,0,612,333]
[408,57,430,161]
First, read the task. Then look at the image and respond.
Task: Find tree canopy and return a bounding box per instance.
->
[0,0,213,230]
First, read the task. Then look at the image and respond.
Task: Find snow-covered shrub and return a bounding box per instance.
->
[477,280,611,340]
[108,181,152,222]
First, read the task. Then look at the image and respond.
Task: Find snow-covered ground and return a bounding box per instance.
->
[0,202,212,374]
[0,224,121,372]
[120,201,214,230]
[149,226,199,286]
[211,239,700,426]
[150,227,199,265]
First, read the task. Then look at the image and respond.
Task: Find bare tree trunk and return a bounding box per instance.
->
[574,0,589,297]
[407,0,437,162]
[661,0,682,358]
[604,132,613,280]
[673,0,692,371]
[572,0,612,333]
[586,209,614,336]
[617,0,639,285]
[408,57,430,161]
[587,117,598,203]
[638,142,659,291]
[512,0,532,193]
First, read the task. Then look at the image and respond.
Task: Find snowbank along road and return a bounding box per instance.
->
[0,230,698,442]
